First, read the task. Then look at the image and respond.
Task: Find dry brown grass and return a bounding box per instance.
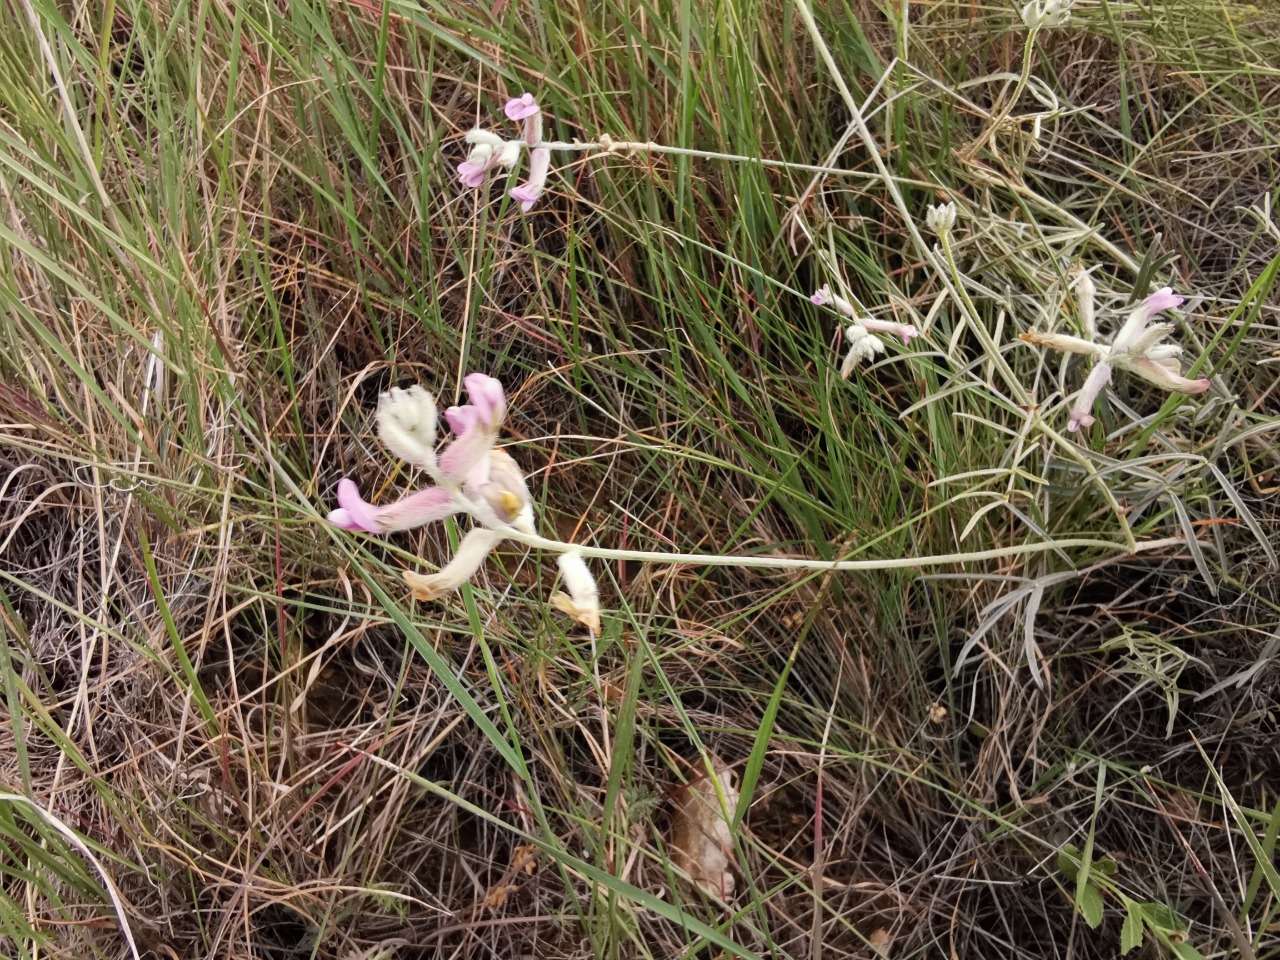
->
[1,1,1278,958]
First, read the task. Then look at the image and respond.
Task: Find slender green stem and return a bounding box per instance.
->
[438,489,1166,572]
[529,138,917,184]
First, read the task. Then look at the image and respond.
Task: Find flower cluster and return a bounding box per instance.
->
[456,92,552,212]
[327,375,600,630]
[1020,0,1074,29]
[925,201,957,236]
[1020,287,1210,431]
[811,285,919,377]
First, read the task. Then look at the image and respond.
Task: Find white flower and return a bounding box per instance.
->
[1021,0,1074,29]
[839,325,886,377]
[1019,287,1211,431]
[377,385,439,473]
[925,202,957,236]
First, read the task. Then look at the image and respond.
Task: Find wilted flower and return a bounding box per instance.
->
[550,551,601,634]
[925,201,957,236]
[326,374,534,599]
[811,284,918,376]
[1071,266,1097,339]
[1021,0,1074,29]
[1019,287,1211,431]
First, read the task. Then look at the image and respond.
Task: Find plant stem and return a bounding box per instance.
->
[963,28,1040,159]
[496,527,1183,572]
[532,138,917,185]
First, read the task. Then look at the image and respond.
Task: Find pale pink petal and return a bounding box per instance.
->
[509,146,550,211]
[521,109,542,148]
[330,478,381,533]
[1114,288,1185,352]
[445,404,479,436]
[368,486,461,532]
[1127,357,1211,395]
[328,479,460,535]
[812,288,859,319]
[509,184,541,212]
[1144,287,1184,315]
[326,507,363,532]
[1068,361,1112,431]
[456,161,489,188]
[438,423,495,485]
[504,93,538,121]
[464,372,506,428]
[860,317,919,345]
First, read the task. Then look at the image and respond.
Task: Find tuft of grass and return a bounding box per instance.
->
[1,0,1279,957]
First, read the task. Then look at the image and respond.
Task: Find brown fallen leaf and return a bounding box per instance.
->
[551,589,601,634]
[869,927,893,957]
[484,882,515,909]
[511,844,537,875]
[669,761,739,899]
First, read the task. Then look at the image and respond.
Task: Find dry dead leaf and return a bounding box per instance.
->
[484,882,515,909]
[669,761,739,899]
[551,589,601,634]
[511,844,537,875]
[869,927,893,957]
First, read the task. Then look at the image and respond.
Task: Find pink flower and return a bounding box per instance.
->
[504,93,538,121]
[510,146,551,212]
[1021,286,1210,432]
[463,372,506,428]
[327,374,525,533]
[436,374,506,483]
[455,129,521,190]
[1067,360,1111,431]
[327,480,459,535]
[504,93,542,146]
[456,161,490,188]
[814,284,918,353]
[860,316,919,345]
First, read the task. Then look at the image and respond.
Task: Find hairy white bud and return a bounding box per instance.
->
[1021,0,1073,29]
[925,201,957,237]
[377,386,438,472]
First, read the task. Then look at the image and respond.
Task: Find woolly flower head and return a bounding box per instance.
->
[323,375,599,632]
[925,202,957,237]
[840,326,886,377]
[1021,0,1074,29]
[811,284,918,376]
